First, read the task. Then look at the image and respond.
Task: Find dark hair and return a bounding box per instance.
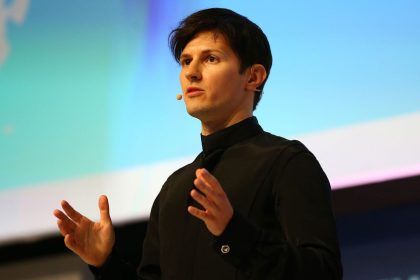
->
[169,8,272,110]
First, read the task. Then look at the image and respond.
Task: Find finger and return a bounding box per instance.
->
[98,195,112,224]
[57,219,75,236]
[54,209,76,232]
[198,168,221,191]
[194,176,210,194]
[56,220,67,237]
[54,208,71,221]
[187,205,210,222]
[61,200,83,223]
[194,174,220,202]
[190,189,213,210]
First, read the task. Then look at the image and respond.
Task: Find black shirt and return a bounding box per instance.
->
[94,117,342,279]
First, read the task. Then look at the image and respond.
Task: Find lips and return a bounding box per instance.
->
[186,86,204,97]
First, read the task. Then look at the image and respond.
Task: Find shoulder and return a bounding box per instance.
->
[258,133,331,194]
[252,132,326,179]
[249,131,313,159]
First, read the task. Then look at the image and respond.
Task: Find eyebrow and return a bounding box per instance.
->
[180,49,225,60]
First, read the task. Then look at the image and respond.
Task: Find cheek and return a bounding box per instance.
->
[180,76,192,94]
[179,72,186,87]
[206,69,234,90]
[214,72,244,95]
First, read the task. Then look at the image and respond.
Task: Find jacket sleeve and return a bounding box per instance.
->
[89,247,138,280]
[213,151,343,279]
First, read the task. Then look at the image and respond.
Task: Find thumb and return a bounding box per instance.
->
[98,195,112,224]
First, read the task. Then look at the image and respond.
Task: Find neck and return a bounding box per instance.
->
[201,112,253,136]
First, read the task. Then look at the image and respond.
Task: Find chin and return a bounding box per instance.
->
[186,106,212,121]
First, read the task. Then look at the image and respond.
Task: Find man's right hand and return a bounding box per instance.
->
[53,195,115,267]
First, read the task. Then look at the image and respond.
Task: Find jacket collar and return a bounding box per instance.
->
[200,116,263,155]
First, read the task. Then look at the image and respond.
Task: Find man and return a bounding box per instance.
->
[54,8,343,279]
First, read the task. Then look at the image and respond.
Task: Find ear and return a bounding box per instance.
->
[245,64,267,92]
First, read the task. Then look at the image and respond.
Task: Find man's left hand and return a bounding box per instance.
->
[188,168,233,236]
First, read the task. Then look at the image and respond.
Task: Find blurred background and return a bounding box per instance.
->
[0,0,419,279]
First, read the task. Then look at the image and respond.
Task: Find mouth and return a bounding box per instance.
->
[186,86,204,97]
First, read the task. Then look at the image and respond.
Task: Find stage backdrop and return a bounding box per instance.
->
[0,0,419,245]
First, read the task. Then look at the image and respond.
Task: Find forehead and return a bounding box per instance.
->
[181,31,233,55]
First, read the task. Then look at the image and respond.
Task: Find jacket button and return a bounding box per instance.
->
[221,245,230,254]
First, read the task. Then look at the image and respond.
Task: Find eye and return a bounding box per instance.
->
[206,55,218,63]
[181,58,191,66]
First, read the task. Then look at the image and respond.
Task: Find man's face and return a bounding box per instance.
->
[179,31,253,130]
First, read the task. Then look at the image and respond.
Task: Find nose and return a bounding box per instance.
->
[184,60,202,82]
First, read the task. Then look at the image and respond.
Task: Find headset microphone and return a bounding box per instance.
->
[176,94,183,100]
